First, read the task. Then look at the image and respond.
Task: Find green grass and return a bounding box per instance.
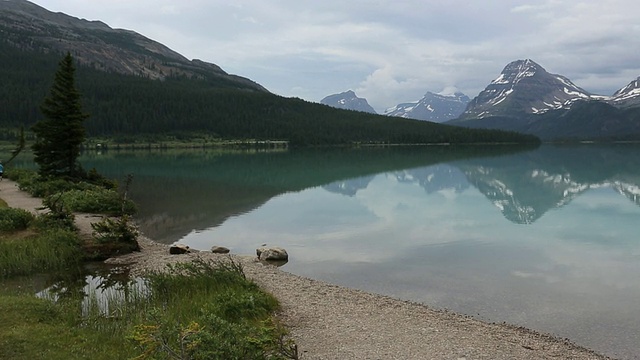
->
[0,293,137,360]
[0,259,295,359]
[0,228,83,278]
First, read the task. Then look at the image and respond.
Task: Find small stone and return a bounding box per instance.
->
[169,244,190,255]
[211,246,230,254]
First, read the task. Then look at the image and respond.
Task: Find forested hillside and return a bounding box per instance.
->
[0,43,539,145]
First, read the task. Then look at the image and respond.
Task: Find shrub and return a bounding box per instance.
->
[91,215,139,247]
[33,197,77,232]
[85,168,117,189]
[18,174,89,198]
[4,167,35,182]
[54,188,137,215]
[0,208,34,232]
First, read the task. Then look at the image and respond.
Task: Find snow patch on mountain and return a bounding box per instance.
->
[459,59,597,119]
[610,76,640,107]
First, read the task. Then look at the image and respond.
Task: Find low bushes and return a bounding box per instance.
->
[8,169,136,215]
[0,208,34,232]
[55,188,137,215]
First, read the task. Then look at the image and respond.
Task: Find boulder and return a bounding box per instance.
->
[256,246,288,261]
[169,244,190,255]
[211,246,230,254]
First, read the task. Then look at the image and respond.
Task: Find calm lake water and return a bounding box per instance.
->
[77,144,640,359]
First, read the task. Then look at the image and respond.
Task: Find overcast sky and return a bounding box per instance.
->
[32,0,640,113]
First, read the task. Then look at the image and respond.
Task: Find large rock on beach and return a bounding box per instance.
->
[256,246,288,261]
[211,246,230,254]
[169,244,190,255]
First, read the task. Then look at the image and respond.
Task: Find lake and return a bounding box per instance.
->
[78,144,640,359]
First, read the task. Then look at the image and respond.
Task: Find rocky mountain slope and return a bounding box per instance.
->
[610,76,640,108]
[320,90,377,114]
[0,0,266,91]
[385,91,470,123]
[449,59,640,140]
[459,59,595,119]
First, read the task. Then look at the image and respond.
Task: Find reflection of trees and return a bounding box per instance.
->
[36,264,144,315]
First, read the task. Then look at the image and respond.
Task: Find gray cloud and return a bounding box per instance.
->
[34,0,640,112]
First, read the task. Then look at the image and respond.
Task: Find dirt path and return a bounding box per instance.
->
[1,179,613,359]
[0,179,44,214]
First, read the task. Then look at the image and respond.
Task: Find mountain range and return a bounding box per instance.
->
[323,59,640,140]
[384,91,470,123]
[321,90,471,123]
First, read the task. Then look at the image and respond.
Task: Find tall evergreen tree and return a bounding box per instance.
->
[32,53,88,178]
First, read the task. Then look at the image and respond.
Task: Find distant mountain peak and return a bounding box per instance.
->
[320,90,377,114]
[490,59,545,86]
[385,90,469,123]
[611,76,640,107]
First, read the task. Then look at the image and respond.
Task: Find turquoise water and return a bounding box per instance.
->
[79,144,640,359]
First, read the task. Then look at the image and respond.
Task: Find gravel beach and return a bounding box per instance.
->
[1,179,613,359]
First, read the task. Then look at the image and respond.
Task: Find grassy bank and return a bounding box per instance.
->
[0,170,296,359]
[0,259,295,359]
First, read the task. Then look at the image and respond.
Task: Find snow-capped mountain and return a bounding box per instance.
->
[610,76,640,108]
[320,90,377,114]
[460,59,594,119]
[384,91,470,123]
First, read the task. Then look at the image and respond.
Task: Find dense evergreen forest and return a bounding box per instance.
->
[0,42,539,146]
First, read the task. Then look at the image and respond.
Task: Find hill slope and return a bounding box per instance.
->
[0,0,265,91]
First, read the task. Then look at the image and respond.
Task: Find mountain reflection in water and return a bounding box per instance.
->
[323,145,640,224]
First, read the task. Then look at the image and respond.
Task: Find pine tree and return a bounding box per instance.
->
[32,53,88,178]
